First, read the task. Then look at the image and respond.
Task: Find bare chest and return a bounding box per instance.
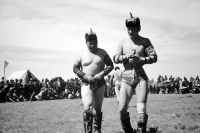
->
[81,52,104,67]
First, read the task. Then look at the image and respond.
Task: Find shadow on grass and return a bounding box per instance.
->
[115,126,162,133]
[147,126,161,133]
[114,126,161,133]
[128,105,137,108]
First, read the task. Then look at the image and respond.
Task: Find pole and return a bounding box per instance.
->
[4,64,6,82]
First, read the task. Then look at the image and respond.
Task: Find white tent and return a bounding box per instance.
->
[7,70,38,85]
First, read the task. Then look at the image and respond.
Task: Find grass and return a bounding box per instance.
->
[0,94,200,133]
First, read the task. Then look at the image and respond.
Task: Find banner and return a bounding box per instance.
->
[4,60,9,69]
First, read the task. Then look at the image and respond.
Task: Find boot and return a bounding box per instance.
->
[83,111,93,133]
[120,112,135,133]
[93,112,102,133]
[137,113,148,133]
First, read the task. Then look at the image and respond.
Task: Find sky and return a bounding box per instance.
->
[0,0,200,81]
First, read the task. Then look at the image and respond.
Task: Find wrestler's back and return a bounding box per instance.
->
[81,48,106,76]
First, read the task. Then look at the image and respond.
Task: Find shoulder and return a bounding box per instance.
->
[97,48,108,56]
[119,38,130,45]
[74,50,85,63]
[139,36,152,47]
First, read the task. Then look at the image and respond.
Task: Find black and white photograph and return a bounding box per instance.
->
[0,0,200,133]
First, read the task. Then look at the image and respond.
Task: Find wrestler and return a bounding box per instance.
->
[110,66,123,104]
[113,13,158,133]
[73,28,114,133]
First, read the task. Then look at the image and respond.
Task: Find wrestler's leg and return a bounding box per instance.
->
[136,79,149,132]
[93,85,105,112]
[81,85,94,133]
[119,82,135,133]
[119,82,134,114]
[93,85,105,133]
[115,84,120,104]
[136,80,148,103]
[81,85,94,111]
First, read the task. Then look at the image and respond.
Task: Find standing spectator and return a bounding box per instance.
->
[0,77,5,89]
[194,76,200,84]
[110,66,123,103]
[189,77,194,91]
[174,77,180,94]
[105,75,112,97]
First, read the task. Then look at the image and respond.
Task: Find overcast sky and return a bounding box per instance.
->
[0,0,200,81]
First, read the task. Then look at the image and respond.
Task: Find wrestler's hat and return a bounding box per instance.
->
[85,28,97,42]
[125,12,140,27]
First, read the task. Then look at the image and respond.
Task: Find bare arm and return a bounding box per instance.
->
[73,54,85,79]
[73,54,95,83]
[102,53,114,76]
[95,52,114,81]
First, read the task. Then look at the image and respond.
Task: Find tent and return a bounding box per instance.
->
[7,70,38,85]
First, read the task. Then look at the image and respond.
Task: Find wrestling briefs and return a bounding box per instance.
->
[81,79,105,92]
[121,68,148,88]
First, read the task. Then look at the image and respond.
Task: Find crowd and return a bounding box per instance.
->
[0,76,115,103]
[148,75,200,94]
[0,74,199,103]
[0,77,83,103]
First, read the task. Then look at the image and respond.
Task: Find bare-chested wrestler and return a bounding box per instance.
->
[110,66,123,103]
[113,13,158,133]
[73,29,114,133]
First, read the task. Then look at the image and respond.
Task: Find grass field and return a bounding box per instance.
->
[0,94,200,133]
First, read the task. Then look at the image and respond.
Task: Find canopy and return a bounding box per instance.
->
[7,70,38,85]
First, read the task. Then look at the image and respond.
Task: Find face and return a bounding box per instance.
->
[127,27,139,38]
[86,40,98,52]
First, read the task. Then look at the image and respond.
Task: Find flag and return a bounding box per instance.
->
[4,60,9,69]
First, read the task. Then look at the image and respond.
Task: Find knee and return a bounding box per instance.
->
[83,104,93,112]
[137,103,147,114]
[119,104,127,114]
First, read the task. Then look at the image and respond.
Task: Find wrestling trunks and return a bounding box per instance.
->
[81,79,106,92]
[121,67,148,88]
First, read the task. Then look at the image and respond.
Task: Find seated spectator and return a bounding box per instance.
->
[0,80,11,102]
[60,86,72,99]
[5,87,19,102]
[35,82,49,101]
[46,87,59,100]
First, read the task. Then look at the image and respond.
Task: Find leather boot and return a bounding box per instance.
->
[93,112,102,133]
[83,111,93,133]
[120,112,135,133]
[137,113,148,133]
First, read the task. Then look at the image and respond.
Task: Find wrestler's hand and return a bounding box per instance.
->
[94,72,104,81]
[129,56,145,64]
[83,75,96,83]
